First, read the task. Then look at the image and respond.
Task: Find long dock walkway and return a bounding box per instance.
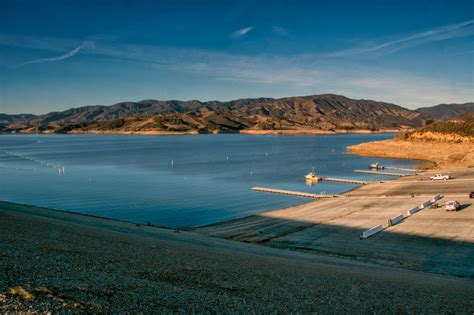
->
[318,177,368,185]
[251,187,340,199]
[353,170,409,177]
[383,166,419,172]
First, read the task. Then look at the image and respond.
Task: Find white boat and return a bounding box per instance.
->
[368,163,384,170]
[305,167,318,181]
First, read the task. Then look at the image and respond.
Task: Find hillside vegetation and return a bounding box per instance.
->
[2,94,473,135]
[397,118,474,143]
[0,94,423,134]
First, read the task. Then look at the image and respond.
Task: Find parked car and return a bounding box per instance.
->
[445,200,461,211]
[430,174,450,181]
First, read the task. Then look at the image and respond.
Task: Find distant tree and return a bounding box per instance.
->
[463,113,474,121]
[154,120,164,129]
[107,119,125,129]
[424,119,435,125]
[396,132,411,140]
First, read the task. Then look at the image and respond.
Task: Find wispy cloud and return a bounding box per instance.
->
[329,19,474,57]
[230,26,253,38]
[1,33,472,108]
[272,26,288,36]
[119,44,469,107]
[11,41,92,68]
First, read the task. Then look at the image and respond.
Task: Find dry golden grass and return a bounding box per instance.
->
[347,139,474,168]
[406,131,473,143]
[7,287,34,301]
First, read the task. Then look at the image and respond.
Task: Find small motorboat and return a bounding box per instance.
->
[305,167,318,181]
[368,163,384,170]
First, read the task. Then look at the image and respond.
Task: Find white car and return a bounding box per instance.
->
[430,174,450,180]
[445,200,460,211]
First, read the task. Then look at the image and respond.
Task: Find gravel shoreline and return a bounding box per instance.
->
[1,201,474,313]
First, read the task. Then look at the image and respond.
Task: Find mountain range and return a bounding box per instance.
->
[1,94,472,134]
[416,103,474,120]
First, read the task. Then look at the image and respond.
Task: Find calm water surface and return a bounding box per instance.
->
[0,134,419,227]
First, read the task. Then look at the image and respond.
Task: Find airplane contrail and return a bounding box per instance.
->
[12,41,90,68]
[328,19,474,57]
[231,26,253,38]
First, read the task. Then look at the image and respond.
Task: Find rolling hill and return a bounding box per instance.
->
[417,102,474,120]
[2,94,471,134]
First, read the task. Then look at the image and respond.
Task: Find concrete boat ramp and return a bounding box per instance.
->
[195,167,474,278]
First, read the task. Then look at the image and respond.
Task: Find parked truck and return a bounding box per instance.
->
[445,200,461,211]
[430,174,450,181]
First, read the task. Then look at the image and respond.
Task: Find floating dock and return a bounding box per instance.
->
[318,177,368,185]
[251,187,340,199]
[383,166,419,172]
[353,170,409,177]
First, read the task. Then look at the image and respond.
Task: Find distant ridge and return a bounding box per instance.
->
[0,94,471,134]
[0,113,37,124]
[417,103,474,120]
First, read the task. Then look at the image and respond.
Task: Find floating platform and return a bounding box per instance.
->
[383,166,419,173]
[251,187,340,199]
[353,170,409,177]
[318,177,368,185]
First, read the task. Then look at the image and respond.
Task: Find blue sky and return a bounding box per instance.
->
[0,0,473,114]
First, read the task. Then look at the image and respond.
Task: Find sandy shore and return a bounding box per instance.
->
[65,129,200,135]
[348,139,474,168]
[240,128,402,135]
[14,128,403,136]
[1,201,474,313]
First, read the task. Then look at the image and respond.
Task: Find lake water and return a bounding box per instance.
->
[0,134,419,227]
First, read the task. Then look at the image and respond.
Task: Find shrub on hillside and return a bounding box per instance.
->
[418,120,474,137]
[398,119,474,143]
